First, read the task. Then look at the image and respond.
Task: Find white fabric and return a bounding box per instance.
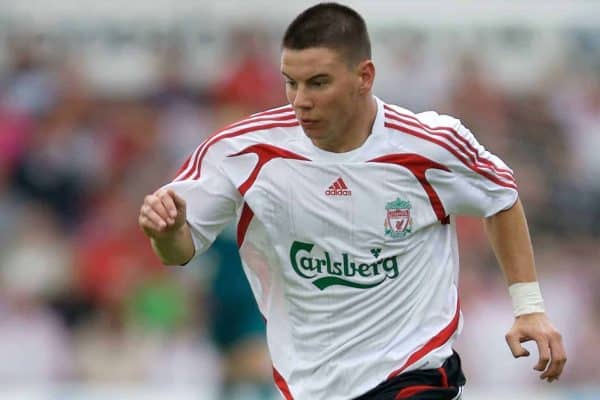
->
[509,281,545,316]
[163,97,518,400]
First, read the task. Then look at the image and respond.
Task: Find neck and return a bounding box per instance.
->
[316,95,377,153]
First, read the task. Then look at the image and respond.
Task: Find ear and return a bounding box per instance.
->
[356,60,375,94]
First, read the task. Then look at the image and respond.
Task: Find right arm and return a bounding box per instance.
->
[141,135,244,265]
[139,189,195,265]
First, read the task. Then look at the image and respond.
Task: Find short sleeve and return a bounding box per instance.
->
[162,142,242,258]
[426,116,519,217]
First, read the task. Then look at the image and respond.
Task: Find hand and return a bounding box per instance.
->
[505,312,567,382]
[138,189,187,240]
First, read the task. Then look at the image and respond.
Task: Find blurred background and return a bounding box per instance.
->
[0,1,599,399]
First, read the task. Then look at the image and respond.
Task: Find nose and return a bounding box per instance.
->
[292,86,312,110]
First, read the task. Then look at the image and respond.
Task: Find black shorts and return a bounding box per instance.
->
[353,351,466,400]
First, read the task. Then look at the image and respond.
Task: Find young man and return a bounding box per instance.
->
[139,3,566,399]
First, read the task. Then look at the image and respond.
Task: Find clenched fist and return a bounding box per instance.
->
[139,189,187,240]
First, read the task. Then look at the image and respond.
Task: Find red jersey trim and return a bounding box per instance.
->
[237,203,255,247]
[273,367,294,400]
[438,367,449,387]
[174,118,299,181]
[384,105,513,178]
[387,298,461,380]
[232,144,309,247]
[384,112,514,183]
[384,121,517,190]
[224,112,296,132]
[252,104,294,117]
[395,384,440,400]
[172,107,296,181]
[368,153,450,222]
[383,106,516,189]
[260,309,294,400]
[229,143,311,196]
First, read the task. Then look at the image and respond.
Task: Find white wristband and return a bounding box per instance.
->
[508,282,545,317]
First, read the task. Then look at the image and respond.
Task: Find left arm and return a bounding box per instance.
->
[484,198,567,382]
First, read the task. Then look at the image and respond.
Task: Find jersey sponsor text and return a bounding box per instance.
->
[290,240,399,290]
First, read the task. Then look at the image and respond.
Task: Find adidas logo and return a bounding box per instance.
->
[325,177,352,196]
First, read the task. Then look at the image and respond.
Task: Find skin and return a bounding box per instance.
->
[139,45,566,383]
[138,189,194,266]
[485,199,567,382]
[280,47,377,153]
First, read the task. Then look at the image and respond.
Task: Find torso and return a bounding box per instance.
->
[168,97,517,399]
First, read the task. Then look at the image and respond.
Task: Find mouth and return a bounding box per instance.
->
[300,118,319,128]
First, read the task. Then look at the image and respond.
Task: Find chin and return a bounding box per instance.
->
[301,126,322,138]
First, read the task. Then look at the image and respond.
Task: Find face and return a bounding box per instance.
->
[281,47,372,151]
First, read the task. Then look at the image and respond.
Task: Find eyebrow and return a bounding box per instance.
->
[281,72,330,81]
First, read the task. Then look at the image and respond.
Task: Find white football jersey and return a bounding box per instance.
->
[163,97,517,400]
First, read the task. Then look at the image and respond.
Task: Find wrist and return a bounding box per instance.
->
[151,223,195,265]
[508,281,545,317]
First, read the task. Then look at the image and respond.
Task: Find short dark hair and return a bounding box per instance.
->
[282,2,371,66]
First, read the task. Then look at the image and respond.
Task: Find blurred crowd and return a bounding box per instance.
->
[0,21,599,399]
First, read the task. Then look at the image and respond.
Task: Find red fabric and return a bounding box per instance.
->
[272,367,294,400]
[173,108,294,181]
[384,120,516,189]
[230,143,310,195]
[383,104,514,179]
[395,384,439,400]
[388,299,461,379]
[368,153,450,222]
[384,106,516,190]
[237,203,254,247]
[438,367,449,388]
[178,119,298,181]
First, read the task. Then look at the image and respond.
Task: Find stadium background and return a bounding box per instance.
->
[0,1,598,399]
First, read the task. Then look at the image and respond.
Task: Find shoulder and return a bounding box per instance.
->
[174,105,299,181]
[383,103,462,132]
[198,104,298,154]
[415,110,461,131]
[382,102,480,148]
[249,104,295,119]
[381,102,497,168]
[208,104,299,151]
[234,104,299,137]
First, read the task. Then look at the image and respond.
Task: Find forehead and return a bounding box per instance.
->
[281,47,347,78]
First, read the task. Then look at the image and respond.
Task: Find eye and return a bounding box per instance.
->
[285,80,297,88]
[310,79,329,88]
